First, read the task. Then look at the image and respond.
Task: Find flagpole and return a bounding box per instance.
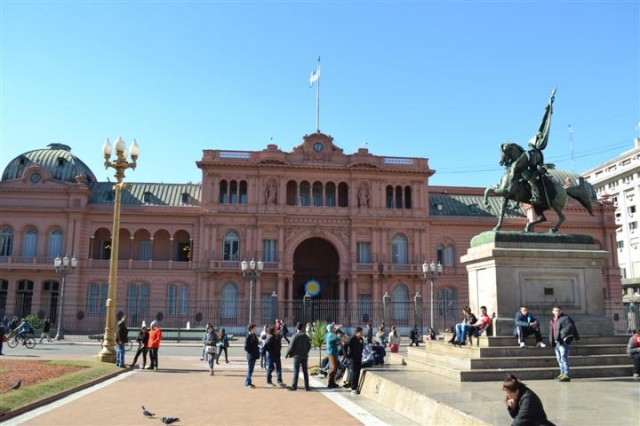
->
[316,56,320,132]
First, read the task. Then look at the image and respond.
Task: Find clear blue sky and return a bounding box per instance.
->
[1,0,638,188]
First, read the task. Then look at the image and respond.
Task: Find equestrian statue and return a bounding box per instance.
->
[483,88,594,233]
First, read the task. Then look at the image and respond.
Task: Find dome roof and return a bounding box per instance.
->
[2,143,97,184]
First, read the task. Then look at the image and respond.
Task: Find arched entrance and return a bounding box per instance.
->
[293,238,339,299]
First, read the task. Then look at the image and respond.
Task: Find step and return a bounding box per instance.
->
[423,341,627,358]
[442,332,631,347]
[458,364,635,382]
[408,346,631,369]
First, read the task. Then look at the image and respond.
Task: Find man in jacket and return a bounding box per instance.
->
[286,322,312,391]
[244,323,260,388]
[346,327,365,395]
[263,326,286,387]
[549,306,579,382]
[514,306,546,348]
[115,315,128,368]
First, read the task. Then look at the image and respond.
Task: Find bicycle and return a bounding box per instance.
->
[6,330,37,349]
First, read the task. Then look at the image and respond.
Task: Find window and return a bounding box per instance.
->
[386,186,394,208]
[299,181,310,206]
[239,181,248,205]
[260,293,277,324]
[0,228,13,256]
[357,242,371,263]
[338,182,349,207]
[630,222,638,231]
[88,283,108,314]
[219,180,228,204]
[437,288,457,325]
[391,234,408,264]
[229,180,238,204]
[175,240,192,261]
[312,182,323,206]
[180,286,189,315]
[395,186,403,209]
[404,186,412,209]
[617,240,624,250]
[392,284,409,325]
[127,283,149,325]
[629,206,636,216]
[139,240,152,261]
[16,280,34,318]
[263,239,277,262]
[167,285,177,316]
[23,227,38,257]
[223,231,240,261]
[100,239,112,260]
[325,182,336,207]
[220,282,239,320]
[47,228,64,257]
[437,244,455,267]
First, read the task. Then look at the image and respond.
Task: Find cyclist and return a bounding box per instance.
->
[15,319,35,344]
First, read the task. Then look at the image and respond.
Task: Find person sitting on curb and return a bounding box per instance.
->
[450,306,477,345]
[626,329,640,378]
[514,305,546,348]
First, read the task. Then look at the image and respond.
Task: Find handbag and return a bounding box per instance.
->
[1,334,7,343]
[206,345,216,354]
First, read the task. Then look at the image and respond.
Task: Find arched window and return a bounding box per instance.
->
[47,228,64,257]
[0,228,13,256]
[223,231,240,261]
[239,180,248,205]
[23,227,38,257]
[229,180,238,204]
[404,186,412,209]
[299,181,310,206]
[325,182,336,207]
[286,180,298,206]
[437,244,455,267]
[385,185,394,208]
[395,186,403,209]
[391,234,408,264]
[392,284,409,325]
[220,282,239,319]
[338,182,349,207]
[219,180,228,204]
[312,181,323,207]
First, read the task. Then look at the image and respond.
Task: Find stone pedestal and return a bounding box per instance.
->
[461,231,614,336]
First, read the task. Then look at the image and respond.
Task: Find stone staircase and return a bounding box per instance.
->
[389,334,633,381]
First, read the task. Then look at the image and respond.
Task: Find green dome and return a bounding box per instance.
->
[2,143,96,184]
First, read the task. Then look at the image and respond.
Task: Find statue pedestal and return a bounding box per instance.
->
[461,231,614,336]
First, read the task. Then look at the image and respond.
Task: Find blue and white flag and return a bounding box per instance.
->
[309,58,320,87]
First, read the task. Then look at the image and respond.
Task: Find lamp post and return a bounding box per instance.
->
[422,260,442,333]
[99,137,139,363]
[241,259,263,324]
[53,255,77,340]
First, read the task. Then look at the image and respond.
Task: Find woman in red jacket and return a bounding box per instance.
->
[147,321,162,370]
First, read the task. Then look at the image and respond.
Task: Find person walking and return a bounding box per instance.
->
[200,322,212,361]
[216,328,229,364]
[147,321,162,370]
[130,326,149,369]
[365,322,373,345]
[286,322,312,391]
[244,323,260,388]
[0,320,5,355]
[115,315,129,368]
[263,326,286,387]
[502,374,556,425]
[204,324,218,375]
[325,323,340,389]
[514,305,546,348]
[346,326,365,395]
[280,321,290,344]
[627,329,640,378]
[388,325,401,353]
[549,305,579,382]
[39,317,52,343]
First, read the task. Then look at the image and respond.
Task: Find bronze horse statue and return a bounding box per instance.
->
[483,143,594,233]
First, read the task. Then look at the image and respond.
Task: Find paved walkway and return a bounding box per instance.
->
[4,355,388,426]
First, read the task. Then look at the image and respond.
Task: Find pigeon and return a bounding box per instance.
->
[161,417,180,425]
[11,380,21,390]
[141,406,155,418]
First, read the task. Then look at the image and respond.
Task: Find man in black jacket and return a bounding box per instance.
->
[514,306,546,348]
[347,327,365,395]
[549,306,580,382]
[286,322,312,391]
[263,326,286,387]
[244,323,260,388]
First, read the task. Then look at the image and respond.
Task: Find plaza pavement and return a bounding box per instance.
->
[3,341,640,425]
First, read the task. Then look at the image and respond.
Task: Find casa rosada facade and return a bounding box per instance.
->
[0,132,623,333]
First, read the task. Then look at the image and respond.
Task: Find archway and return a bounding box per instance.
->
[293,238,339,300]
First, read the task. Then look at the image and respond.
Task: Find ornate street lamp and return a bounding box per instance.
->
[422,260,443,333]
[98,137,139,363]
[53,255,77,340]
[241,259,263,324]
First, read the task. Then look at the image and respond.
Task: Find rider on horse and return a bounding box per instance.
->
[505,88,555,205]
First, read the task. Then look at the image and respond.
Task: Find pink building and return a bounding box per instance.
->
[0,134,622,333]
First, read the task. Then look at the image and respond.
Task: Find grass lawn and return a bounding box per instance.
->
[0,360,121,414]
